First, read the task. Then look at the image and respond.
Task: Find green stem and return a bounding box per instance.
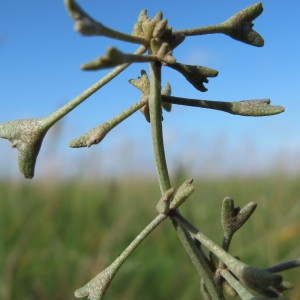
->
[263,258,300,273]
[173,23,225,37]
[148,60,223,299]
[148,61,171,193]
[221,234,233,252]
[172,212,283,291]
[107,213,168,270]
[173,212,247,269]
[100,24,147,45]
[69,98,148,147]
[171,218,225,300]
[95,98,148,131]
[219,269,254,300]
[65,0,147,45]
[162,95,284,117]
[75,213,168,299]
[43,45,146,128]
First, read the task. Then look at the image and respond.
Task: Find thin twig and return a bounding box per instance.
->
[263,258,300,273]
[46,45,146,127]
[162,95,284,116]
[219,269,255,300]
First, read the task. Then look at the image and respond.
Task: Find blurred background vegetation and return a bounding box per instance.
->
[1,171,300,299]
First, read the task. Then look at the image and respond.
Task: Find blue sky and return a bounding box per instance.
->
[0,0,299,180]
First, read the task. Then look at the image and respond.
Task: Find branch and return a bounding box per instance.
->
[69,98,147,148]
[64,0,147,44]
[81,47,157,70]
[75,213,168,299]
[173,2,264,47]
[263,258,300,273]
[0,45,146,178]
[74,181,196,300]
[172,212,287,297]
[162,96,285,117]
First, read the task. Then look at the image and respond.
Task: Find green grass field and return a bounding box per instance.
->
[1,174,300,299]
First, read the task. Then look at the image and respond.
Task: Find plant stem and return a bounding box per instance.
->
[219,269,254,300]
[173,23,225,37]
[100,24,148,45]
[162,95,284,117]
[69,98,148,147]
[148,60,171,193]
[173,212,246,269]
[171,218,225,300]
[108,213,168,269]
[65,0,147,45]
[148,61,223,299]
[75,213,168,299]
[263,258,300,273]
[172,212,284,292]
[44,45,146,127]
